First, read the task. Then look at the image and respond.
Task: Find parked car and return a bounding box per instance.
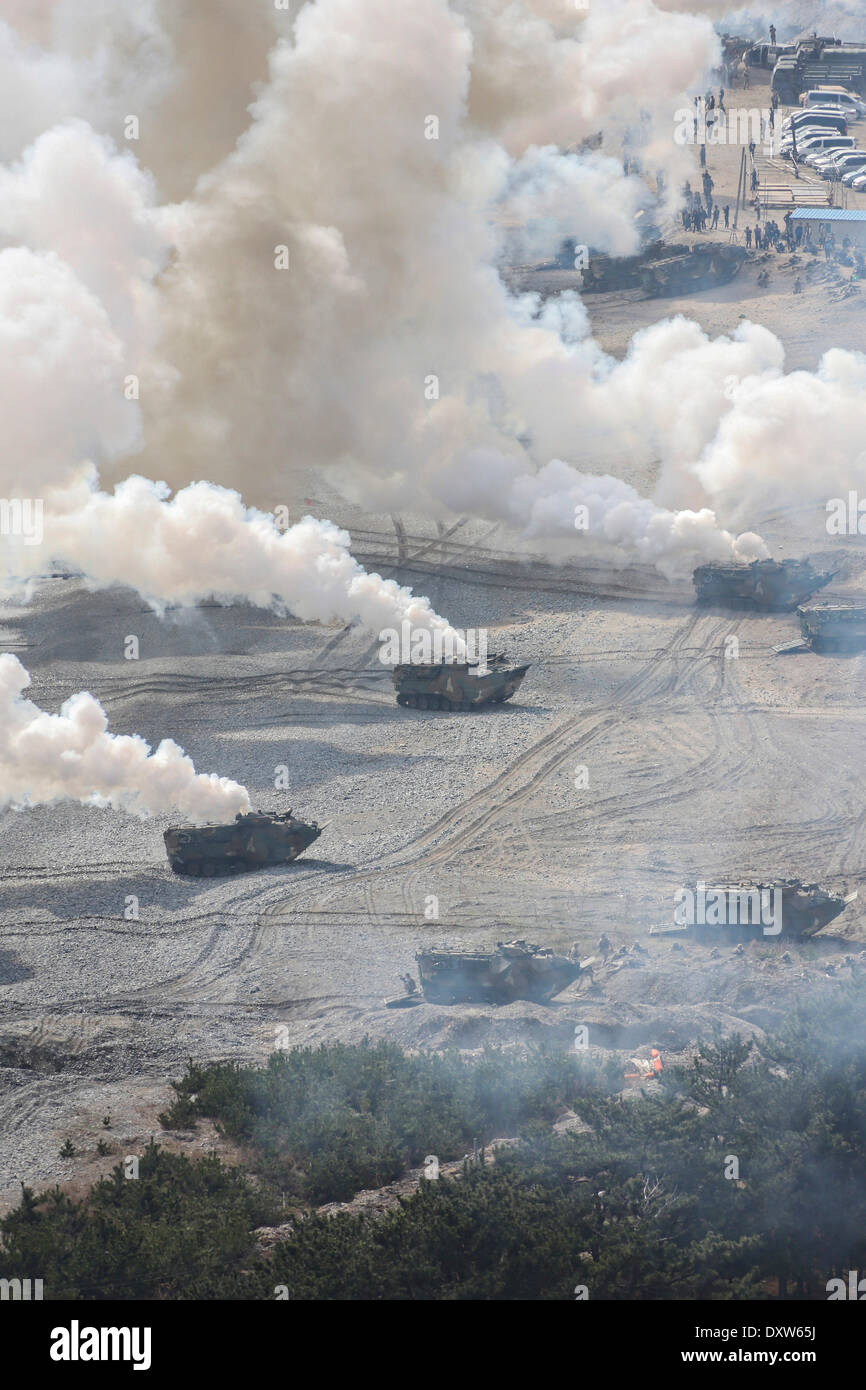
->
[816,150,866,179]
[799,89,866,118]
[781,120,849,143]
[785,135,855,161]
[781,132,842,154]
[811,144,863,168]
[782,111,848,136]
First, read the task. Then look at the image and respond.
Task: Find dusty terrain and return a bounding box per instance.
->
[3,74,866,1214]
[3,508,866,1211]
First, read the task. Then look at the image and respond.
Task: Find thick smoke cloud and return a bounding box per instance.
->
[433,451,766,574]
[0,4,173,165]
[0,653,250,820]
[132,0,756,571]
[456,0,719,152]
[500,146,652,261]
[2,0,865,599]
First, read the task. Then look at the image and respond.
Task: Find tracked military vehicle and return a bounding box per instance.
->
[693,558,833,611]
[641,243,746,298]
[392,653,529,710]
[415,940,581,1004]
[776,603,866,655]
[164,809,325,876]
[577,240,672,293]
[650,879,855,942]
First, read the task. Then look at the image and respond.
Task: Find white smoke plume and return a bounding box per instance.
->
[0,653,250,820]
[500,146,652,262]
[2,473,467,645]
[433,451,767,574]
[0,121,465,641]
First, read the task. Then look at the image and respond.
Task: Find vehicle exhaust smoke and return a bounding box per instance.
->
[0,653,250,821]
[3,472,467,648]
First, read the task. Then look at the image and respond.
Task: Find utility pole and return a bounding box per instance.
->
[733,147,746,230]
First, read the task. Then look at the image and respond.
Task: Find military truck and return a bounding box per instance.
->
[392,653,529,710]
[414,940,581,1004]
[773,39,866,103]
[641,244,746,299]
[651,879,854,942]
[693,558,834,611]
[776,602,866,655]
[164,809,325,876]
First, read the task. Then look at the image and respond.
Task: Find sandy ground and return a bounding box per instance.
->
[4,72,866,1215]
[3,511,866,1211]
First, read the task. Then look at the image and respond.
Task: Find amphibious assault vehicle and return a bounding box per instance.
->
[650,879,855,942]
[640,243,747,298]
[163,809,325,876]
[693,558,834,611]
[392,653,529,710]
[577,239,672,293]
[414,940,581,1004]
[776,602,866,655]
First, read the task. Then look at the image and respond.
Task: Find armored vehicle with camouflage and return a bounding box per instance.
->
[640,243,746,298]
[776,602,866,655]
[392,653,529,710]
[693,557,833,611]
[164,809,325,876]
[577,239,671,293]
[650,879,855,942]
[415,940,581,1004]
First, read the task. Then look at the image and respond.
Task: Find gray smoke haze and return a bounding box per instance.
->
[656,0,864,40]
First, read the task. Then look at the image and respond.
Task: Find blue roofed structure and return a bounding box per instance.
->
[789,207,866,246]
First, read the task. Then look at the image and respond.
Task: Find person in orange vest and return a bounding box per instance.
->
[625,1048,663,1081]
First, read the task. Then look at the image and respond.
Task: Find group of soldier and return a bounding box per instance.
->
[681,198,729,233]
[742,218,866,275]
[744,217,789,252]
